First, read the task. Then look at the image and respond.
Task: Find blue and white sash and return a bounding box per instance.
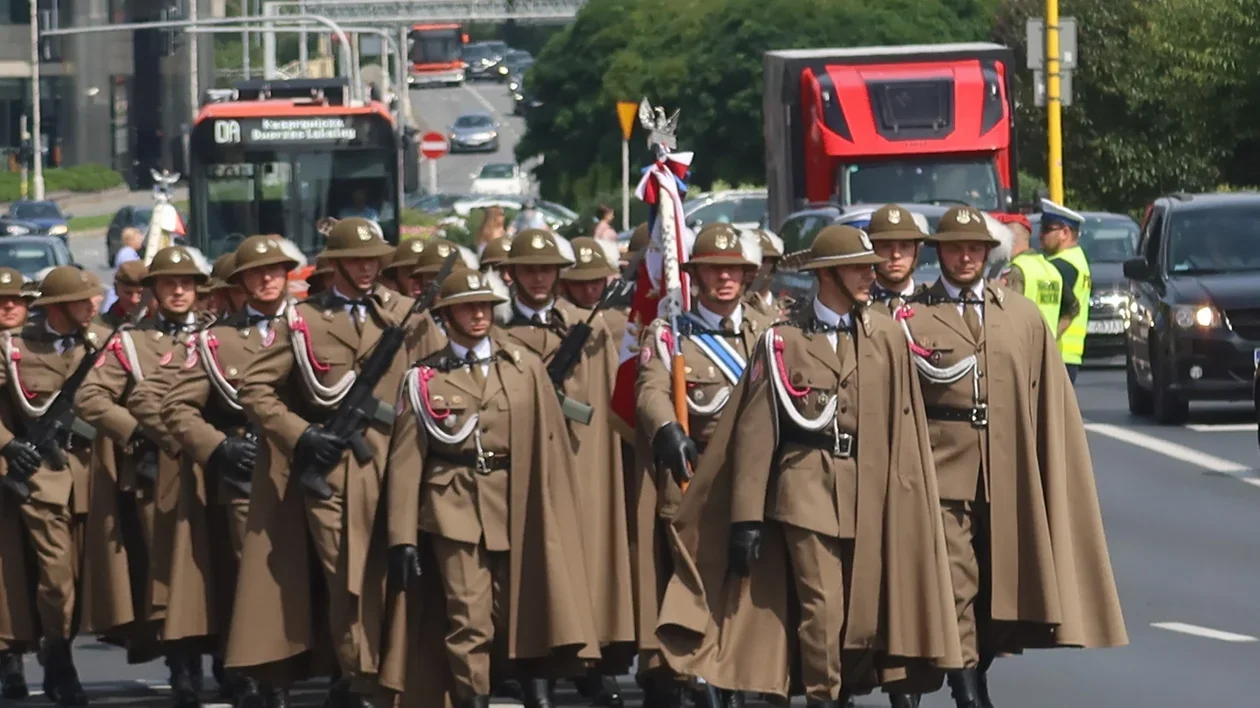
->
[680,312,746,385]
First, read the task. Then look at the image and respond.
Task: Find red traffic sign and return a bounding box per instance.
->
[420,131,449,159]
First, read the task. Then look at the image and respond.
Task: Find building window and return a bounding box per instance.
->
[1,1,30,25]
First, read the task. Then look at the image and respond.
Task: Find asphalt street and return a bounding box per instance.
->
[408,79,528,196]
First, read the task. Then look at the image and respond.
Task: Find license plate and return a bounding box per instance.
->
[1087,319,1124,335]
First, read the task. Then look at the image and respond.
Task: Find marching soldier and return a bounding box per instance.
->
[559,236,625,341]
[307,257,334,296]
[634,222,774,707]
[76,245,210,703]
[0,268,34,332]
[653,225,962,708]
[231,217,409,707]
[744,227,791,320]
[197,253,237,315]
[479,234,513,285]
[0,266,112,706]
[382,239,429,297]
[159,235,298,708]
[499,229,635,705]
[996,213,1073,336]
[1038,199,1091,383]
[377,267,600,708]
[100,261,149,326]
[867,205,929,313]
[899,206,1126,707]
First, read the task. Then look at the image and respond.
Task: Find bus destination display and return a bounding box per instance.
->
[210,116,384,146]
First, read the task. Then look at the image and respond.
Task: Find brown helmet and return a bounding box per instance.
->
[866,204,927,242]
[628,222,651,254]
[410,238,459,276]
[114,260,148,288]
[383,238,431,275]
[32,266,104,307]
[229,235,300,282]
[929,206,999,245]
[142,246,209,286]
[318,217,395,260]
[801,225,885,270]
[0,268,26,298]
[434,267,508,309]
[480,235,513,268]
[755,228,785,260]
[502,229,575,267]
[198,253,234,293]
[561,237,619,281]
[685,223,759,269]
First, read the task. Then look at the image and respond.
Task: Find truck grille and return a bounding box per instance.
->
[1227,308,1260,340]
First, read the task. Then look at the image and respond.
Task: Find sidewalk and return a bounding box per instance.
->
[0,185,189,220]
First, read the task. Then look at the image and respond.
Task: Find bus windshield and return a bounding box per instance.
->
[410,29,461,65]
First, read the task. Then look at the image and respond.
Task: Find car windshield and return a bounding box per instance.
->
[455,115,493,128]
[478,164,515,179]
[0,244,54,277]
[1168,205,1260,273]
[840,158,1001,211]
[462,45,492,61]
[12,202,61,219]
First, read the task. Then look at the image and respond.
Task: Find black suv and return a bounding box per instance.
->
[1123,192,1260,423]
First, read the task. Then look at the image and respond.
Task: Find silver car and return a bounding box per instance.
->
[448,113,500,153]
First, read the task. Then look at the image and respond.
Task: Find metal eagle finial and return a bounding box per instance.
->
[638,98,679,153]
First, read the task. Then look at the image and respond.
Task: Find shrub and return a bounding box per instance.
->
[0,164,125,202]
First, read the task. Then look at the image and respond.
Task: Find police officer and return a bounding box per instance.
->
[996,213,1073,338]
[160,235,298,708]
[378,267,600,708]
[637,222,773,707]
[0,266,112,707]
[1039,199,1090,382]
[866,204,929,313]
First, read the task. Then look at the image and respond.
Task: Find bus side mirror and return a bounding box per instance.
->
[1122,257,1150,281]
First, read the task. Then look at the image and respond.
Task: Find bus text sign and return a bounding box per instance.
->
[212,117,362,145]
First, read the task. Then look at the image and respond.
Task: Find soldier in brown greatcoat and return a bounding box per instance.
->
[499,229,635,706]
[99,261,149,327]
[0,266,112,706]
[230,218,410,707]
[559,236,625,342]
[478,234,513,286]
[159,235,298,708]
[381,239,429,297]
[654,226,961,708]
[0,267,39,699]
[75,246,210,705]
[633,223,774,707]
[743,227,792,320]
[866,205,929,315]
[899,206,1127,708]
[377,268,600,708]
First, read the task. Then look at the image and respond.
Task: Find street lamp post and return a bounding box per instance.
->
[29,0,43,200]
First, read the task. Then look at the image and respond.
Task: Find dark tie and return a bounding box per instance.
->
[56,334,79,352]
[156,319,188,336]
[530,312,547,328]
[835,324,850,366]
[964,301,983,341]
[719,316,736,336]
[466,350,485,389]
[247,312,278,326]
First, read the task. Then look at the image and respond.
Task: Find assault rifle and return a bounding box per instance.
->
[299,250,459,499]
[1,305,146,501]
[545,249,644,425]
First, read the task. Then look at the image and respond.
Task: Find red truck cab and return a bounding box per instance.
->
[764,43,1018,229]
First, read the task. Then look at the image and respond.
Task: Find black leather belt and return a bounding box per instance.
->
[429,449,510,473]
[925,404,988,428]
[780,426,856,459]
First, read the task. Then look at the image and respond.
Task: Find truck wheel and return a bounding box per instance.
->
[1126,354,1153,416]
[1151,356,1188,425]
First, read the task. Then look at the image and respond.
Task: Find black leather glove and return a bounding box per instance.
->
[1,439,41,480]
[387,544,422,593]
[652,421,698,488]
[295,425,347,471]
[727,521,763,577]
[210,435,258,486]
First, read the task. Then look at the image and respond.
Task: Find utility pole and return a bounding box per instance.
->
[29,0,44,200]
[189,0,200,115]
[1046,0,1064,203]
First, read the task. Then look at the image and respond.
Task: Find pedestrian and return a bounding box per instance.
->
[591,205,618,242]
[103,227,145,312]
[1039,199,1091,383]
[376,267,600,708]
[898,206,1127,708]
[653,225,962,707]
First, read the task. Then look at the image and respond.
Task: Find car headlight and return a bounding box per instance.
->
[1091,290,1128,309]
[49,224,68,235]
[4,225,28,235]
[508,81,519,91]
[1173,304,1222,329]
[497,66,508,75]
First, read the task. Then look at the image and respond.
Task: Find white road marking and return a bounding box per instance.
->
[1186,423,1258,432]
[1151,622,1258,643]
[1082,423,1250,473]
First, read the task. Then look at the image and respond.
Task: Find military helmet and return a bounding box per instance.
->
[801,225,885,270]
[383,238,430,274]
[229,235,300,282]
[317,217,395,260]
[0,268,27,299]
[502,229,575,267]
[929,206,999,245]
[480,235,513,268]
[410,238,459,276]
[114,260,148,288]
[561,237,619,281]
[142,246,209,286]
[628,222,651,254]
[685,223,759,269]
[198,252,234,293]
[312,257,333,279]
[32,266,104,307]
[866,204,928,242]
[434,267,508,309]
[755,228,785,260]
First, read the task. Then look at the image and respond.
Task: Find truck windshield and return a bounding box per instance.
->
[840,158,1001,211]
[410,30,461,64]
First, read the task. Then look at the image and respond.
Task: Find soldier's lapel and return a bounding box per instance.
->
[837,332,857,385]
[356,306,386,360]
[445,363,484,400]
[503,324,548,358]
[319,306,361,351]
[803,332,844,376]
[927,280,977,345]
[739,317,761,361]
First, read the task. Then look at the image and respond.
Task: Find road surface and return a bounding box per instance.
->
[39,236,1260,707]
[408,79,527,196]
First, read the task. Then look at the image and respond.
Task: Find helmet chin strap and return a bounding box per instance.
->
[821,268,860,316]
[333,261,372,297]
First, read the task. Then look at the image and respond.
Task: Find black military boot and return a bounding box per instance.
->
[574,671,624,707]
[263,684,289,708]
[212,657,229,700]
[322,677,372,708]
[521,677,553,708]
[726,690,747,707]
[805,702,843,708]
[975,669,994,708]
[0,651,28,699]
[168,653,202,708]
[889,694,922,708]
[232,674,262,708]
[43,639,87,707]
[946,669,984,708]
[638,675,682,708]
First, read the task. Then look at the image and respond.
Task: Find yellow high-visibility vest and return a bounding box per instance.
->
[1010,251,1063,332]
[1051,245,1091,364]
